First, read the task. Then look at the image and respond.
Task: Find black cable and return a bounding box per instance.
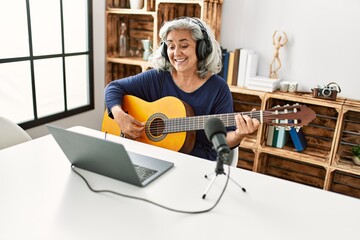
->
[71,164,231,214]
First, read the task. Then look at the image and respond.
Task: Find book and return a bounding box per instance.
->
[218,47,227,79]
[276,125,288,148]
[237,49,254,87]
[267,120,288,148]
[277,120,290,148]
[226,51,235,86]
[289,127,307,151]
[231,48,241,86]
[222,51,230,82]
[246,76,281,92]
[248,76,281,87]
[266,125,275,146]
[272,126,279,147]
[244,53,258,86]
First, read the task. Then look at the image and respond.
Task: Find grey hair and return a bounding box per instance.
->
[149,17,222,79]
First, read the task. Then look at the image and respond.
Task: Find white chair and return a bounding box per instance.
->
[226,147,239,167]
[0,116,32,150]
[229,147,239,167]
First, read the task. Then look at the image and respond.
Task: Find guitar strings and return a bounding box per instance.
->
[146,112,289,130]
[145,110,298,134]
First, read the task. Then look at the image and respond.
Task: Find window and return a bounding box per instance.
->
[0,0,93,129]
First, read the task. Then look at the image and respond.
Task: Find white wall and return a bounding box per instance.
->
[26,0,106,138]
[221,0,360,99]
[27,0,360,138]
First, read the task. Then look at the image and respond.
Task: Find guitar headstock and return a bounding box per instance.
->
[263,104,316,128]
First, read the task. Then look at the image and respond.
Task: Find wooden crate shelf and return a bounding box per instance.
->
[329,170,360,198]
[332,99,360,174]
[107,56,151,69]
[264,91,346,108]
[106,13,155,56]
[231,88,264,150]
[156,2,202,21]
[105,62,142,85]
[236,147,255,171]
[230,87,360,199]
[155,2,202,44]
[259,145,330,165]
[261,94,342,165]
[105,0,223,84]
[156,0,223,41]
[107,0,156,11]
[258,152,327,189]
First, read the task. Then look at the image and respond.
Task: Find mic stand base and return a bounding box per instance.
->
[202,169,246,199]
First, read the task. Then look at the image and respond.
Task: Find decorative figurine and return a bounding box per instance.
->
[269,30,288,79]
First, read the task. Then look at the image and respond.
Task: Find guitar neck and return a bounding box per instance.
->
[164,110,264,133]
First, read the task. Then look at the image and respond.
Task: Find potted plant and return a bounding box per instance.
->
[352,145,360,166]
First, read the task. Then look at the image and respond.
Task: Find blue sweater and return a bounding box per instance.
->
[105,69,235,161]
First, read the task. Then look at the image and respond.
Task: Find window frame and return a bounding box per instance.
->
[0,0,94,130]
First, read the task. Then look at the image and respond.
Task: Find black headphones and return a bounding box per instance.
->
[160,17,213,61]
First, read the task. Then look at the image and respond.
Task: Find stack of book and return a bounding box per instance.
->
[246,76,281,92]
[218,47,254,87]
[266,121,289,149]
[266,124,307,151]
[218,47,280,92]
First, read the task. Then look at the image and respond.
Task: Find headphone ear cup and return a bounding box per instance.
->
[196,40,207,61]
[196,39,212,61]
[161,42,169,61]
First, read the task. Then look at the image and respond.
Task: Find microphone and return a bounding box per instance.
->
[203,118,247,198]
[204,118,231,164]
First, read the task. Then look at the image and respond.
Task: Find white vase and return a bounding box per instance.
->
[353,156,360,166]
[141,39,151,60]
[130,0,144,9]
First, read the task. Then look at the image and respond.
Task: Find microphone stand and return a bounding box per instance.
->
[202,152,246,199]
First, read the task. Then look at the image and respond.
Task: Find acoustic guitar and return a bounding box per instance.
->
[102,95,316,153]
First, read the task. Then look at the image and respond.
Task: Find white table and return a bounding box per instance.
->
[1,126,359,240]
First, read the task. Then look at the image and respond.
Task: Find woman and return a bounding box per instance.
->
[105,17,260,161]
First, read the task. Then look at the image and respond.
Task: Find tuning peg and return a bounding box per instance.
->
[272,104,282,109]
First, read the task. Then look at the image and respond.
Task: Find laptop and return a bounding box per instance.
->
[47,125,174,187]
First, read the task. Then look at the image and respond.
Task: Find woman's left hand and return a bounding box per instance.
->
[234,111,260,139]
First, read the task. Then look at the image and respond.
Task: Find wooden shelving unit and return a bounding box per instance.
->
[105,0,223,85]
[229,85,360,199]
[328,99,360,198]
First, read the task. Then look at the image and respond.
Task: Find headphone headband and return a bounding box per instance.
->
[160,17,213,61]
[174,17,210,44]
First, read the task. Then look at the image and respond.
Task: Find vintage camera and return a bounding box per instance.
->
[311,82,341,100]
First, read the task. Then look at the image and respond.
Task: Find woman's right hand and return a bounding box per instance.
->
[111,105,145,139]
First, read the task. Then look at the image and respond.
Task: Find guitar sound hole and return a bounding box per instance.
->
[149,118,165,137]
[146,113,167,142]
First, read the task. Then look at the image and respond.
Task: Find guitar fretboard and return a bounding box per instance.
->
[161,111,265,133]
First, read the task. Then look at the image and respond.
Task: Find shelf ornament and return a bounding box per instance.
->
[269,30,288,79]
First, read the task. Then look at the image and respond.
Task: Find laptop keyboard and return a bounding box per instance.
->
[133,165,158,182]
